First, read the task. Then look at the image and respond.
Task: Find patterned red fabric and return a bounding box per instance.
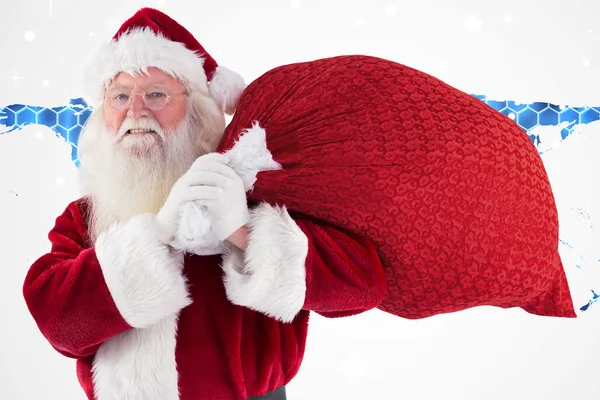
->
[218,55,576,320]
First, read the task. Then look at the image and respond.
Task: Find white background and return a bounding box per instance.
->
[0,1,599,399]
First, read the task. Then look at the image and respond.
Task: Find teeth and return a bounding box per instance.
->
[128,129,154,134]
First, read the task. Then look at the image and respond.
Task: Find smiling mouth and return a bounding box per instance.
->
[126,129,157,135]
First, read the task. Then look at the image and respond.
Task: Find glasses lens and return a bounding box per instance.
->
[144,91,168,110]
[107,91,130,110]
[105,90,171,110]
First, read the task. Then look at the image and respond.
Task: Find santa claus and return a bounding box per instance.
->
[22,7,387,400]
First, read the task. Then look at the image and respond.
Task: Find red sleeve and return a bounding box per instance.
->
[298,219,387,318]
[23,201,131,359]
[220,203,386,322]
[24,200,192,358]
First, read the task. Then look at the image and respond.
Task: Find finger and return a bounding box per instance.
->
[191,153,230,169]
[190,160,238,180]
[186,171,230,188]
[183,186,224,202]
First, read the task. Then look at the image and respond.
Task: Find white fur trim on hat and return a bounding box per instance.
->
[83,27,209,107]
[209,65,247,115]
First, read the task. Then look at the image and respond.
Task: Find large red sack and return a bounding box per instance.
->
[217,55,576,320]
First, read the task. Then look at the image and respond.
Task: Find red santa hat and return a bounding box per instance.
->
[83,7,245,114]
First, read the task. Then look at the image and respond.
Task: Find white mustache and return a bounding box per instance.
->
[117,118,165,140]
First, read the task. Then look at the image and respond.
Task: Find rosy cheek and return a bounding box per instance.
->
[103,106,126,134]
[154,109,182,133]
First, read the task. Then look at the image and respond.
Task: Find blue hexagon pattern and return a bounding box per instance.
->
[2,96,599,167]
[1,94,599,312]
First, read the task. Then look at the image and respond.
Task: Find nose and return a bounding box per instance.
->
[127,94,151,119]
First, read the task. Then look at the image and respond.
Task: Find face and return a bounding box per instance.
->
[103,67,189,154]
[78,67,227,243]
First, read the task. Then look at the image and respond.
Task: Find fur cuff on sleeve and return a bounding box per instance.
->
[221,203,309,323]
[95,214,191,328]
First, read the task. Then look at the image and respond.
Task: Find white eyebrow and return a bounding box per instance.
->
[107,83,170,92]
[145,84,169,91]
[107,84,133,92]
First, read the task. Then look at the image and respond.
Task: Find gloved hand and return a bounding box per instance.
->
[189,155,250,241]
[155,153,230,244]
[173,202,228,255]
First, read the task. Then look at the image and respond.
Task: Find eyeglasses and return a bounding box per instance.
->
[105,88,188,111]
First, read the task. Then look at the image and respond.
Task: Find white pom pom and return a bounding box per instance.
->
[209,65,246,115]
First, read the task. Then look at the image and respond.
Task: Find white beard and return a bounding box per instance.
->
[78,93,225,244]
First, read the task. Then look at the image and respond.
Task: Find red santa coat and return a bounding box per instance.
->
[23,198,386,400]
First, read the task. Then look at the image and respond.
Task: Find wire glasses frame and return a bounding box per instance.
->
[105,89,189,111]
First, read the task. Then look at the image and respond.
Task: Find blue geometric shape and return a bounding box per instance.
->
[580,289,599,312]
[67,127,81,145]
[539,108,559,125]
[78,109,92,127]
[560,108,580,124]
[549,104,564,112]
[529,102,548,112]
[16,107,36,126]
[1,108,16,127]
[528,134,540,146]
[27,105,43,113]
[37,108,58,127]
[71,145,79,160]
[58,108,77,129]
[70,97,89,108]
[498,107,514,118]
[70,145,79,167]
[3,95,600,165]
[487,100,506,110]
[54,125,68,140]
[7,104,26,113]
[580,108,600,124]
[507,101,528,112]
[517,108,539,130]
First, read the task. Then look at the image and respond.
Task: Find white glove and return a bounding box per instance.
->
[155,153,230,244]
[190,155,250,241]
[174,202,227,255]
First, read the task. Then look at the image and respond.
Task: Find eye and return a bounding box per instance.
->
[147,91,166,98]
[112,93,129,101]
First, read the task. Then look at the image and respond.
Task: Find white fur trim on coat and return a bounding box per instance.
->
[95,213,191,328]
[92,314,180,400]
[221,203,309,323]
[84,27,209,107]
